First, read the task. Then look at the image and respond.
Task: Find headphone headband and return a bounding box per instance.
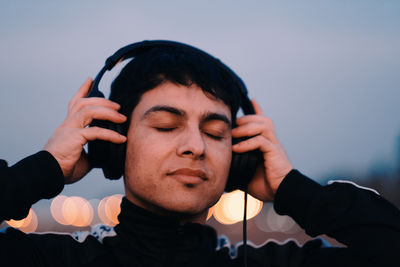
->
[89,40,253,114]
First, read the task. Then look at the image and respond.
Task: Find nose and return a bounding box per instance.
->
[176,126,206,159]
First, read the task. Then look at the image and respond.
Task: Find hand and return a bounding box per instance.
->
[232,100,293,201]
[44,78,127,184]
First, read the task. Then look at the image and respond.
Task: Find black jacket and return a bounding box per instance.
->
[1,151,399,266]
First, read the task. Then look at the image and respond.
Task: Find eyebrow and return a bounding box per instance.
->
[143,105,185,117]
[201,112,231,128]
[143,105,231,127]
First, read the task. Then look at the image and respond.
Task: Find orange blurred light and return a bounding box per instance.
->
[61,196,93,227]
[98,196,113,226]
[6,209,38,233]
[74,198,93,227]
[19,209,38,233]
[6,217,25,228]
[213,193,238,224]
[62,196,81,225]
[213,190,263,225]
[51,195,69,225]
[104,194,122,225]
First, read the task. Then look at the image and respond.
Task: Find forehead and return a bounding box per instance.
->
[132,82,232,121]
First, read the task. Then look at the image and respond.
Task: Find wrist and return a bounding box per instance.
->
[271,166,294,194]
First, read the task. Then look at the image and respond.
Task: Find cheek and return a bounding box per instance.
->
[124,130,170,180]
[124,140,162,200]
[210,141,232,182]
[125,134,148,180]
[126,138,154,172]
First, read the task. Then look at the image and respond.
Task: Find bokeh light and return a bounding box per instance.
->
[63,196,93,227]
[98,194,122,226]
[51,195,69,225]
[255,203,299,233]
[6,208,38,233]
[213,190,263,225]
[51,195,94,227]
[98,196,112,225]
[105,194,123,225]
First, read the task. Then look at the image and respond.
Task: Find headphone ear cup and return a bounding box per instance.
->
[88,120,126,179]
[224,137,261,192]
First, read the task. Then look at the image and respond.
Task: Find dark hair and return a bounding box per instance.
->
[108,46,242,132]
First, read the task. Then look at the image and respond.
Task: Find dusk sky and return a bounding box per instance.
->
[0,1,399,199]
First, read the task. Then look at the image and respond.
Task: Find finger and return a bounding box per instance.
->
[232,135,274,154]
[81,127,127,143]
[251,99,263,115]
[69,106,127,127]
[69,78,93,108]
[236,115,275,130]
[232,121,279,144]
[69,97,121,114]
[236,114,265,125]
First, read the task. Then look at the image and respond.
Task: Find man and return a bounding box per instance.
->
[1,43,399,266]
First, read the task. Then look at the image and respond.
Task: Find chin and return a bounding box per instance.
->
[125,180,224,218]
[163,191,221,216]
[162,197,209,215]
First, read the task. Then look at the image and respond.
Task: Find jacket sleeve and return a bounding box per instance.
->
[0,152,106,266]
[0,151,64,222]
[231,170,400,267]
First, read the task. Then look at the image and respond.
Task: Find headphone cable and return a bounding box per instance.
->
[243,189,248,267]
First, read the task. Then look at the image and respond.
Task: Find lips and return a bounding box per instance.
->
[168,168,207,184]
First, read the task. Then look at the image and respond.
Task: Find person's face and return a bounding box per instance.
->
[123,81,232,221]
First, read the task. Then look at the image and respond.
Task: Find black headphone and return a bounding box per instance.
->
[87,40,260,192]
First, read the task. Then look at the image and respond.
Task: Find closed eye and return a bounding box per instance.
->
[155,127,177,132]
[204,132,224,141]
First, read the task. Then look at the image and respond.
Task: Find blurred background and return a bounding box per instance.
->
[1,0,399,245]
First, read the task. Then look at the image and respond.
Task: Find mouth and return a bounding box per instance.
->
[167,168,208,185]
